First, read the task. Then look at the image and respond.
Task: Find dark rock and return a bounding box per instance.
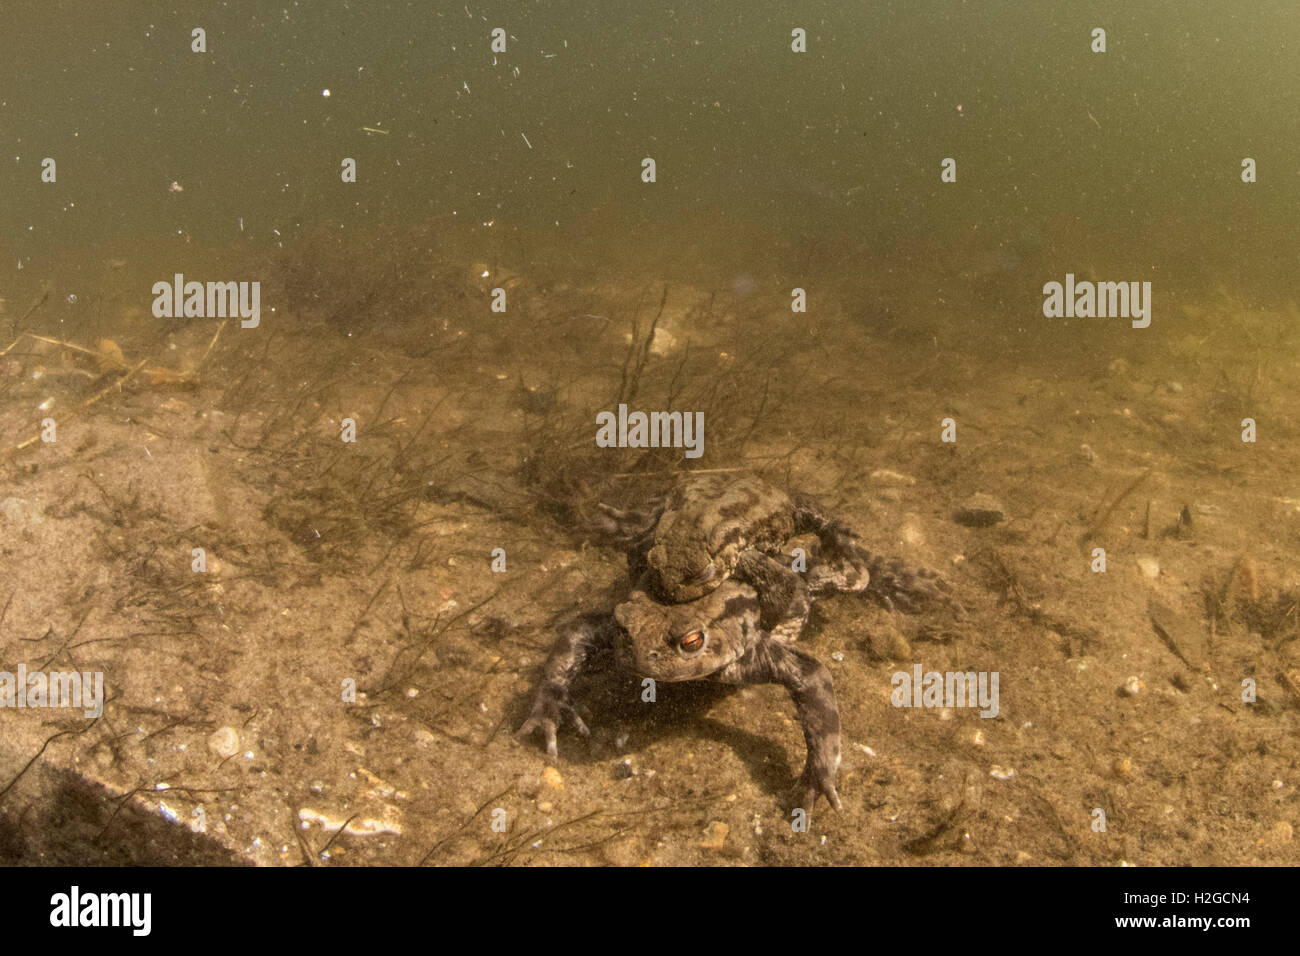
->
[954,493,1005,527]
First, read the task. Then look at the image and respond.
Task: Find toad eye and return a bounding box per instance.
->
[678,630,706,654]
[685,563,717,587]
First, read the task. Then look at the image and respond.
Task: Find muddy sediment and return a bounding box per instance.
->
[1,246,1297,865]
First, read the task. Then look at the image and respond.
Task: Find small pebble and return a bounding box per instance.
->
[0,497,45,528]
[208,727,240,759]
[699,821,729,850]
[541,766,564,790]
[1269,821,1293,846]
[1121,676,1145,696]
[516,772,541,798]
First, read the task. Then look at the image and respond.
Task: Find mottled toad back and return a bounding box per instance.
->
[602,472,945,612]
[642,473,800,602]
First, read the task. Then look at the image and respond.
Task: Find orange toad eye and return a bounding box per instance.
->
[678,631,706,653]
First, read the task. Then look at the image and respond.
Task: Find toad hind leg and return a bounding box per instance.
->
[793,493,951,611]
[791,494,872,593]
[712,638,842,811]
[516,611,617,759]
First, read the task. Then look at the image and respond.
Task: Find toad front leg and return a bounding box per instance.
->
[733,549,811,643]
[516,611,617,758]
[712,638,842,812]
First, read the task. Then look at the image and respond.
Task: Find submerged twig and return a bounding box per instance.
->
[1077,468,1151,546]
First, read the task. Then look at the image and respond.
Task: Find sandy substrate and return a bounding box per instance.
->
[1,258,1296,865]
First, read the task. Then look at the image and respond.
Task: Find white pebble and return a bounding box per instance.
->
[208,726,240,759]
[1136,556,1160,579]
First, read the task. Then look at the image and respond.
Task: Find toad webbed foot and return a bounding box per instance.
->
[861,555,953,613]
[796,755,842,814]
[515,611,615,759]
[593,498,667,548]
[516,682,591,759]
